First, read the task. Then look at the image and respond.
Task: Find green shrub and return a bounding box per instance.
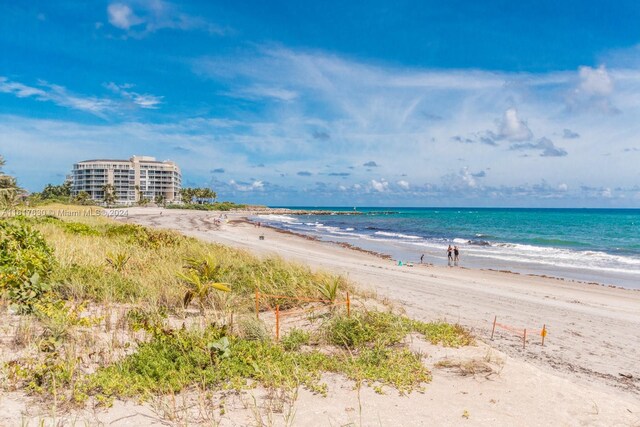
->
[409,320,474,347]
[327,311,407,348]
[105,224,183,248]
[237,316,269,341]
[281,328,310,351]
[61,222,101,236]
[0,219,56,312]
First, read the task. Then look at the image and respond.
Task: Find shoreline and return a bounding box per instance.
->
[249,216,638,292]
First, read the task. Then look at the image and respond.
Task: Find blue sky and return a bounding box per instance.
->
[1,1,640,207]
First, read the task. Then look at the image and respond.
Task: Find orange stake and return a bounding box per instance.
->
[491,315,497,340]
[346,292,351,317]
[541,324,547,346]
[523,328,527,350]
[275,304,280,341]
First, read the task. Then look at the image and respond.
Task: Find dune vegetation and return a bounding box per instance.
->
[0,204,472,413]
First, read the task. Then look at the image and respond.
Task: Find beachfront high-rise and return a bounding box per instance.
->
[71,156,181,205]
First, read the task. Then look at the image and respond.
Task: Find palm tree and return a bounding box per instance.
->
[0,155,20,208]
[74,191,91,205]
[102,184,117,207]
[178,258,231,314]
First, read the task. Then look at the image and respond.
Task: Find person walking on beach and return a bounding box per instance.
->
[420,254,424,264]
[454,246,460,266]
[447,245,453,266]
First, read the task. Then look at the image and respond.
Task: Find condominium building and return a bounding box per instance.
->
[71,156,181,205]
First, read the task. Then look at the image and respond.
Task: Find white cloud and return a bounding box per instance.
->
[567,65,618,113]
[107,3,143,30]
[397,180,410,190]
[229,179,264,192]
[106,82,163,109]
[370,179,388,192]
[0,77,46,98]
[106,0,227,37]
[229,86,298,102]
[497,108,533,142]
[0,77,164,116]
[1,77,113,116]
[578,65,613,96]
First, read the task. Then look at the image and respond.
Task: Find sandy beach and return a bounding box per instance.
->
[103,207,640,426]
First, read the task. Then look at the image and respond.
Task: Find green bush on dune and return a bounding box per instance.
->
[0,219,56,312]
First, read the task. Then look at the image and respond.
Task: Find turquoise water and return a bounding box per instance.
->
[257,208,640,289]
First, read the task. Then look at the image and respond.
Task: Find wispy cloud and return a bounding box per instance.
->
[106,0,228,38]
[105,82,163,109]
[0,77,163,116]
[0,77,113,116]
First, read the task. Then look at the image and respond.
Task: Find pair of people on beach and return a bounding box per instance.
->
[447,245,459,266]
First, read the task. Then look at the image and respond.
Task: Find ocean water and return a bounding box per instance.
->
[254,208,640,289]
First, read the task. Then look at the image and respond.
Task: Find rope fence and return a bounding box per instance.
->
[255,290,351,341]
[490,315,548,349]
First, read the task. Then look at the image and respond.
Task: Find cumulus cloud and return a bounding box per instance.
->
[441,167,478,190]
[510,137,568,157]
[397,180,410,189]
[567,65,618,113]
[363,161,379,167]
[107,3,143,30]
[455,108,532,146]
[229,179,264,191]
[496,108,533,142]
[370,179,388,192]
[578,65,613,96]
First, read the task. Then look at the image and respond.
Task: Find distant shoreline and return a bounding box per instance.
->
[249,207,640,291]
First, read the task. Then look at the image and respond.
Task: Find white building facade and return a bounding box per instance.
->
[71,156,181,205]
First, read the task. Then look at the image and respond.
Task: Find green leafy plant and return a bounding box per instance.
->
[317,277,340,304]
[0,220,55,312]
[105,251,131,272]
[7,272,52,314]
[208,336,231,359]
[177,270,230,314]
[281,328,310,351]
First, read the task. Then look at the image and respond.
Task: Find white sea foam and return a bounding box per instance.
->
[258,214,301,224]
[374,231,421,239]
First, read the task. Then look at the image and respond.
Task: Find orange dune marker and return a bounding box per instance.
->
[346,292,351,317]
[541,324,547,346]
[491,315,497,340]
